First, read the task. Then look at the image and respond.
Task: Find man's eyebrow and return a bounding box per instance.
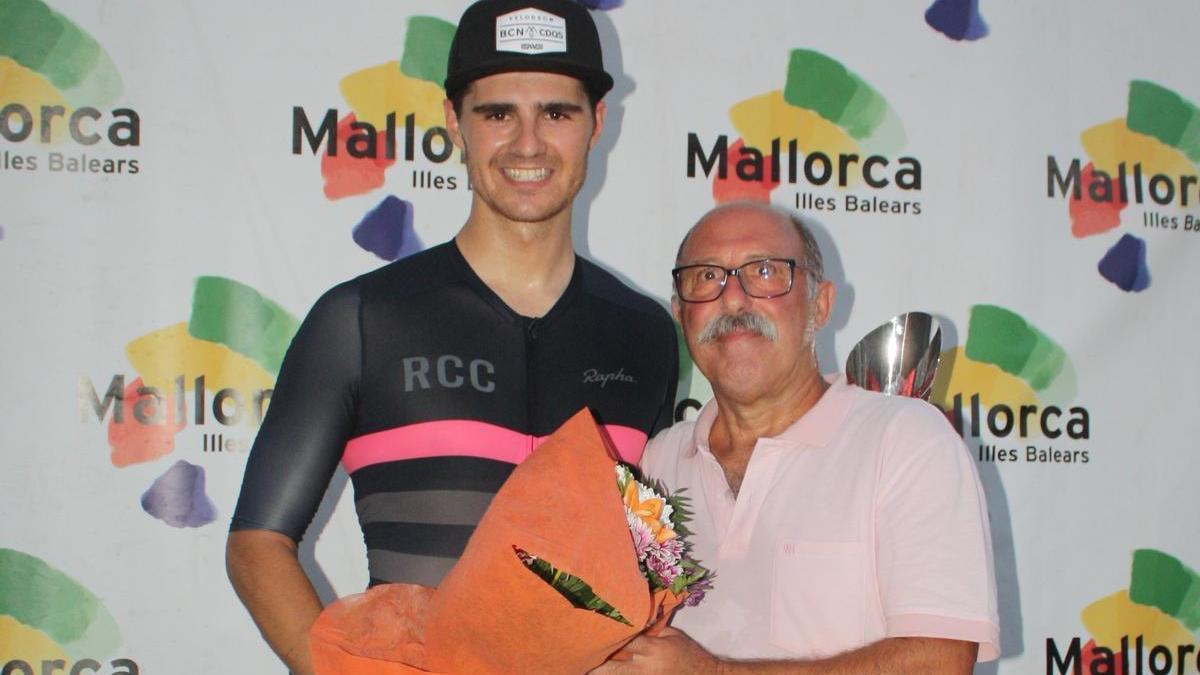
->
[540,101,585,114]
[679,253,780,266]
[469,101,586,115]
[471,102,516,115]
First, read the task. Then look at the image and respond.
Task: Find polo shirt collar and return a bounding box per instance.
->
[685,375,858,457]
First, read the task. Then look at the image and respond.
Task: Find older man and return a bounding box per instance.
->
[226,2,677,673]
[602,201,998,674]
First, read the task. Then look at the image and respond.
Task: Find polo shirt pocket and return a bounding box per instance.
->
[769,539,868,657]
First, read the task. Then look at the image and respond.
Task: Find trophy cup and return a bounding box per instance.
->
[844,312,942,400]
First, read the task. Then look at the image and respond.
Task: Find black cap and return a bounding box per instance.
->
[444,0,614,102]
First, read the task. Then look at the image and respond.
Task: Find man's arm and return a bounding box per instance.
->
[226,282,362,672]
[226,530,324,675]
[594,628,978,675]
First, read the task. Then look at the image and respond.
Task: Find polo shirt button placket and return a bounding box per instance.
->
[719,440,784,556]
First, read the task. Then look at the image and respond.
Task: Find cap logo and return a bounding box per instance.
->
[495,8,567,54]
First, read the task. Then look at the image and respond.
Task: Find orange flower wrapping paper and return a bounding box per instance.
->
[310,408,684,674]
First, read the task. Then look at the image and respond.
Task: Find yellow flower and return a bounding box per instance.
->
[623,480,677,543]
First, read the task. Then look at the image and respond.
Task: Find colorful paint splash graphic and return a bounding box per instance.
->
[924,0,990,41]
[0,0,123,133]
[930,304,1077,426]
[101,276,298,528]
[576,0,623,9]
[313,15,452,259]
[1072,550,1200,668]
[1068,80,1200,292]
[141,460,218,528]
[0,549,121,664]
[714,49,905,203]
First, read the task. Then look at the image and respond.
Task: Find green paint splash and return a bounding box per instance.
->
[1127,80,1200,163]
[0,549,121,659]
[0,0,123,106]
[400,16,456,87]
[1130,549,1200,630]
[187,277,299,376]
[783,49,905,155]
[963,305,1070,392]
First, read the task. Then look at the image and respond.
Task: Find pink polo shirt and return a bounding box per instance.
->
[641,377,999,662]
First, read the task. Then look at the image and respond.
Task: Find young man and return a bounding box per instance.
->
[226,2,677,673]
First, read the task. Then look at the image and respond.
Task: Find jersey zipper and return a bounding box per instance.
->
[525,317,538,458]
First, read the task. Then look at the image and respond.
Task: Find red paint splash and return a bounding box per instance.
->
[108,377,185,467]
[1069,162,1126,238]
[712,138,779,203]
[321,114,397,200]
[1081,638,1125,673]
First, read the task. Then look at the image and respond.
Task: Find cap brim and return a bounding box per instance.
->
[444,58,613,101]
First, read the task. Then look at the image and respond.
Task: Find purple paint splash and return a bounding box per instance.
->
[140,460,217,528]
[352,195,422,261]
[925,0,990,41]
[1098,234,1150,292]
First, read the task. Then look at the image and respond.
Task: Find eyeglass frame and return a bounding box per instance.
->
[671,257,799,303]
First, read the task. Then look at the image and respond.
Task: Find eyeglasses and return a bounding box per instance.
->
[672,258,797,303]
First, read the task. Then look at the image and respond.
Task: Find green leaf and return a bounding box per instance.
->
[513,546,633,626]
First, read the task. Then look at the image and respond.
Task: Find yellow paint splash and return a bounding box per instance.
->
[340,61,447,131]
[1081,118,1197,177]
[0,616,69,664]
[1082,590,1197,654]
[0,57,69,141]
[125,323,275,396]
[929,347,1039,411]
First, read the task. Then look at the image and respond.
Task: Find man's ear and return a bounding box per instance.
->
[588,99,607,150]
[670,295,682,324]
[812,280,835,331]
[444,98,465,152]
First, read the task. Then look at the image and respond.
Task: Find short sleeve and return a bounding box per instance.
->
[875,404,1001,661]
[649,319,680,437]
[229,281,362,541]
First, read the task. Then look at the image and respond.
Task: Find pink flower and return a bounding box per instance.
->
[627,511,655,561]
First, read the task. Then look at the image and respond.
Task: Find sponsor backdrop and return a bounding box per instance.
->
[2,1,1198,673]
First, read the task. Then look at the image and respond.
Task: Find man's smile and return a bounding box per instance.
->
[502,167,552,182]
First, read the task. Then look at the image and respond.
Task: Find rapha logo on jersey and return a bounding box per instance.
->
[496,8,567,54]
[582,368,637,388]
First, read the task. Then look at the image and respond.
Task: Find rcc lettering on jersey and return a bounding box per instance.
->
[403,355,496,393]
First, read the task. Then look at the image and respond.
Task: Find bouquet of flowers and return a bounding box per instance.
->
[513,464,711,630]
[309,409,710,674]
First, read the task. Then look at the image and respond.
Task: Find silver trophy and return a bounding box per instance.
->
[845,312,942,400]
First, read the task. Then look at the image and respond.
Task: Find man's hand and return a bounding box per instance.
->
[592,634,978,675]
[226,530,323,675]
[592,627,722,675]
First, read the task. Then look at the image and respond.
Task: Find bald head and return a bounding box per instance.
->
[676,201,825,298]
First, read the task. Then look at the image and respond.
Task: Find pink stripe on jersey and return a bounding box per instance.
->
[342,419,648,474]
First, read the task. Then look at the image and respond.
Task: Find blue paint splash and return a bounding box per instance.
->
[576,0,623,9]
[1098,233,1150,292]
[140,460,217,528]
[925,0,990,41]
[352,195,422,262]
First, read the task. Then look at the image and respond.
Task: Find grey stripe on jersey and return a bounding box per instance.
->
[355,490,495,526]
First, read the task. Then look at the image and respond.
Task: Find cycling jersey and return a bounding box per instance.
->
[231,241,678,586]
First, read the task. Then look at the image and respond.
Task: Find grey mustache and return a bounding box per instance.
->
[697,312,779,343]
